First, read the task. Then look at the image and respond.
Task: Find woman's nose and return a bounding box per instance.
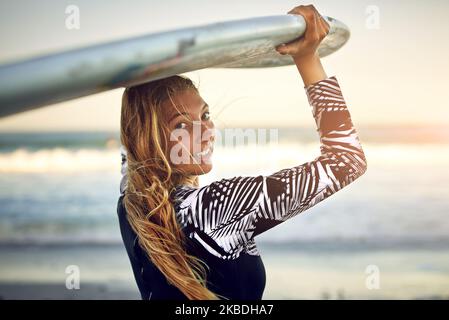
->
[194,121,215,145]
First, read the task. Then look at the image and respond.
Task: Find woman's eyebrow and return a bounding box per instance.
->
[169,102,208,123]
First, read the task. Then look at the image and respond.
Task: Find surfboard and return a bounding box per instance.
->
[0,14,350,118]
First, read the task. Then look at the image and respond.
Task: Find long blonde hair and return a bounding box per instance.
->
[120,75,226,300]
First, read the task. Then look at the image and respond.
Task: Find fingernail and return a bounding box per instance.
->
[276,45,285,52]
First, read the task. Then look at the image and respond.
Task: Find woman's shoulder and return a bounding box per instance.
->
[170,184,199,209]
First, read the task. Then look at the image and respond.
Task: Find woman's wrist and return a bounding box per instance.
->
[293,53,328,87]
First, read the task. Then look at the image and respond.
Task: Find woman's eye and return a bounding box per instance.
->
[202,111,211,121]
[175,112,209,129]
[175,122,188,129]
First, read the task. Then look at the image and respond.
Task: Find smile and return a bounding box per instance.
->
[194,143,213,159]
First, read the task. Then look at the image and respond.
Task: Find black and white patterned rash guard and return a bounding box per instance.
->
[117,75,367,300]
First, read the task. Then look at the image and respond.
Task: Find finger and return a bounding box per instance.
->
[307,10,319,42]
[317,14,330,34]
[276,36,305,55]
[317,15,330,37]
[321,16,331,31]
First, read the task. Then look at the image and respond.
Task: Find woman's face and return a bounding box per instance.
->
[163,88,215,175]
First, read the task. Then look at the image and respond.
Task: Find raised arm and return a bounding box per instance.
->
[188,74,367,255]
[252,74,367,236]
[174,74,367,259]
[173,6,367,260]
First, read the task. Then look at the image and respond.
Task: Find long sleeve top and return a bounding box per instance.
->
[116,75,368,300]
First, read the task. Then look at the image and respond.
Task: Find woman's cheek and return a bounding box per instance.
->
[206,120,215,142]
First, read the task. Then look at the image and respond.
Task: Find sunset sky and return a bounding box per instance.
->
[0,0,448,131]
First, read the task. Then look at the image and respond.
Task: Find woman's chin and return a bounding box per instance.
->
[197,162,213,174]
[190,154,213,174]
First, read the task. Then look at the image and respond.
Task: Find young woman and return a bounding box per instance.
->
[117,5,367,300]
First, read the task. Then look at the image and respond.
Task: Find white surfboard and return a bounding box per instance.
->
[0,14,349,118]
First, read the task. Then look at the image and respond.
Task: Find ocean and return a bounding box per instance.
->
[0,127,448,299]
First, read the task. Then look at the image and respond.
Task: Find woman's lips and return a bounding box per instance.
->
[193,143,213,162]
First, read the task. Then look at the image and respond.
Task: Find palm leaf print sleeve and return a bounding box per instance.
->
[173,75,367,260]
[253,75,367,237]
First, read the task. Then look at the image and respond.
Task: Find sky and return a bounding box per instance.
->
[0,0,448,132]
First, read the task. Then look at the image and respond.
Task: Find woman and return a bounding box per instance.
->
[117,5,367,300]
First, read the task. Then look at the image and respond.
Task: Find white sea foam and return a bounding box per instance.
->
[0,143,448,173]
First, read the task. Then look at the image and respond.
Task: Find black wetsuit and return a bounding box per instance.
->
[116,75,368,300]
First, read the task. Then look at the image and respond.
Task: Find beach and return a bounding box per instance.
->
[1,243,448,299]
[0,129,449,300]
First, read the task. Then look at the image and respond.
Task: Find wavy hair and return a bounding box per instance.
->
[120,75,227,300]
